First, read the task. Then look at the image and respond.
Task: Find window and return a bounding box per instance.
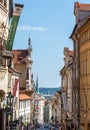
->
[85,58,88,75]
[0,0,7,7]
[26,100,30,107]
[19,101,23,109]
[87,30,89,39]
[4,0,7,7]
[80,61,82,76]
[18,57,23,61]
[0,0,2,3]
[83,60,84,76]
[8,74,11,88]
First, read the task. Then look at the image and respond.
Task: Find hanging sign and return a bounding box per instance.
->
[5,4,24,51]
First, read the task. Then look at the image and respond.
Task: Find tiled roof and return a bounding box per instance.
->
[24,89,34,96]
[75,2,90,11]
[19,93,31,101]
[13,50,28,64]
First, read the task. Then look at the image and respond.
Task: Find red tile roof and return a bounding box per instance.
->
[75,2,90,11]
[13,50,28,64]
[19,93,31,101]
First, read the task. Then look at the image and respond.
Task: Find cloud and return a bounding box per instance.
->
[17,25,48,31]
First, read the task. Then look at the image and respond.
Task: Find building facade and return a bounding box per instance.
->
[70,2,90,130]
[19,93,31,125]
[13,37,35,127]
[13,37,33,90]
[51,90,62,129]
[60,47,73,130]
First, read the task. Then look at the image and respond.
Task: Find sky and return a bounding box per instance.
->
[13,0,90,88]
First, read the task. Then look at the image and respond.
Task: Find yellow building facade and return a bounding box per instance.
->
[70,2,90,130]
[79,21,90,130]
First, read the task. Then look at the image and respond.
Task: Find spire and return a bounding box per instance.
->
[35,74,39,93]
[28,36,32,50]
[28,36,31,45]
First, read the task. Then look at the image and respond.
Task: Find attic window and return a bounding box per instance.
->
[18,57,23,60]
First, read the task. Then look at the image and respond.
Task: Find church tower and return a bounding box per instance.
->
[26,36,33,90]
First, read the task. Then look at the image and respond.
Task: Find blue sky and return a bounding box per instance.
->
[13,0,90,88]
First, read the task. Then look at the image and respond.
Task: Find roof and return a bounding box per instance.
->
[20,89,34,97]
[19,93,31,101]
[9,67,22,76]
[70,17,90,39]
[13,50,28,64]
[24,89,34,96]
[75,2,90,11]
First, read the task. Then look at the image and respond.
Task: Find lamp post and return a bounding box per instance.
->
[19,115,23,130]
[27,117,29,130]
[7,92,14,109]
[6,92,14,130]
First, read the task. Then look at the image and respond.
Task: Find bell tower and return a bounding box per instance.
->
[26,36,33,90]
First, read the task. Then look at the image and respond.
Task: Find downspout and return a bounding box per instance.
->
[75,34,80,130]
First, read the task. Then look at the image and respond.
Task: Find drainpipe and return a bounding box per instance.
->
[75,34,80,130]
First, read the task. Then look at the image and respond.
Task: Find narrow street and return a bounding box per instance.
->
[1,1,90,130]
[33,123,58,130]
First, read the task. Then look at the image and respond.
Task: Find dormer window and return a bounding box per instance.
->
[18,57,23,61]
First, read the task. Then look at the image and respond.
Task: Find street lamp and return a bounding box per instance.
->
[19,115,23,130]
[6,92,19,129]
[27,117,29,130]
[6,92,14,130]
[7,92,14,109]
